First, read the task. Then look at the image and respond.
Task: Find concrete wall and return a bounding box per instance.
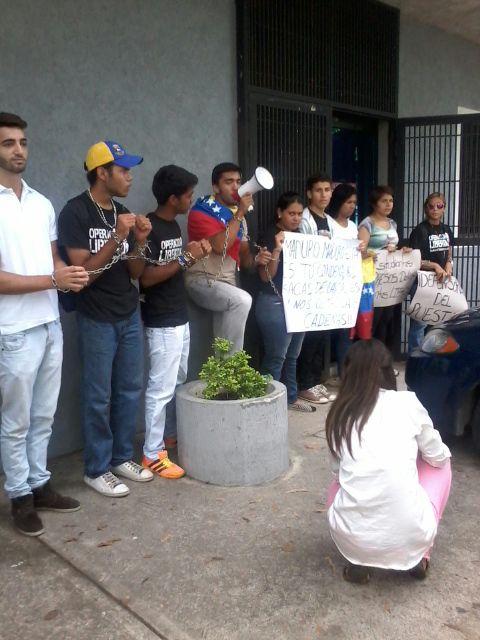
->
[399,15,480,117]
[0,0,236,457]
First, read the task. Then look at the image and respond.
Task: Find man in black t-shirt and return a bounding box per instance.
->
[58,140,154,497]
[140,165,211,479]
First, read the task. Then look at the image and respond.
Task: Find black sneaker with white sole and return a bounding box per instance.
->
[32,481,81,512]
[11,494,45,537]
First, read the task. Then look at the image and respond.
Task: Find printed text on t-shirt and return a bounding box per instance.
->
[156,237,182,264]
[429,233,449,252]
[89,228,128,255]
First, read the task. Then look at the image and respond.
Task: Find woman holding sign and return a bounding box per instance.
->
[329,183,359,375]
[358,186,399,356]
[255,192,314,412]
[325,339,452,584]
[408,192,454,351]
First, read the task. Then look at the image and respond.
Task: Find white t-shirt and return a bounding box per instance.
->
[330,218,358,241]
[327,390,451,570]
[0,180,59,334]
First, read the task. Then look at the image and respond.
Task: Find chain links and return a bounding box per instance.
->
[85,241,208,277]
[201,221,231,287]
[85,221,280,301]
[85,243,150,276]
[263,263,282,299]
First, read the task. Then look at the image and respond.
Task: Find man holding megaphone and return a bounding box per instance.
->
[185,162,271,353]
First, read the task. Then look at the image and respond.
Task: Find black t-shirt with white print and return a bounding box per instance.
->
[409,220,454,269]
[57,191,138,322]
[310,209,330,234]
[140,213,188,328]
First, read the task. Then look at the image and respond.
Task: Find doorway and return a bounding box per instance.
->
[332,113,379,222]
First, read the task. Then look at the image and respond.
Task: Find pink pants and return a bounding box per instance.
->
[326,457,452,560]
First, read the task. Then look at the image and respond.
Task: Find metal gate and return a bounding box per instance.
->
[394,115,480,351]
[244,94,331,238]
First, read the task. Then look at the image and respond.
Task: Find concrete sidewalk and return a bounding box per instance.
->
[1,374,480,640]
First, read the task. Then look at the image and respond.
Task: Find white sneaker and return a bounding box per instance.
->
[112,460,153,483]
[84,472,130,497]
[312,384,337,402]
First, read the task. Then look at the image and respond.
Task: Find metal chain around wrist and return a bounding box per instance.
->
[202,221,231,287]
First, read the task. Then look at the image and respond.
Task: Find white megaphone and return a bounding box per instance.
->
[237,166,274,211]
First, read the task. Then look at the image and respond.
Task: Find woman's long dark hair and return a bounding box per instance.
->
[328,183,357,218]
[325,339,397,458]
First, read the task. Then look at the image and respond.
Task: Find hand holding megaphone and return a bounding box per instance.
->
[237,167,274,212]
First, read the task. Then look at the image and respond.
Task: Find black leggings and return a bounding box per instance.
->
[372,305,397,353]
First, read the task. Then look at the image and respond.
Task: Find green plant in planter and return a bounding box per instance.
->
[199,338,271,400]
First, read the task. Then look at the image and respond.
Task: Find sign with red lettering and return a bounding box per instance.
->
[407,272,468,325]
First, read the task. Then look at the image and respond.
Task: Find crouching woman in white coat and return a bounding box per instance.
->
[325,339,452,584]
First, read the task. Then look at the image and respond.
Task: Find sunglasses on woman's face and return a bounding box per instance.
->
[427,203,445,210]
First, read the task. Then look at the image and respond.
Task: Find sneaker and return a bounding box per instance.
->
[288,400,317,413]
[312,384,337,402]
[11,494,45,537]
[409,557,429,580]
[393,368,400,377]
[32,481,80,512]
[112,460,153,483]
[142,450,185,479]
[343,563,371,584]
[84,472,130,497]
[164,436,178,449]
[297,389,329,405]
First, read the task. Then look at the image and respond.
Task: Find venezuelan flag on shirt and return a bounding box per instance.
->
[188,196,243,264]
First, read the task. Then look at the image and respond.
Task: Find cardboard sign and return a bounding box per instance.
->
[282,233,363,332]
[374,249,421,307]
[407,272,468,325]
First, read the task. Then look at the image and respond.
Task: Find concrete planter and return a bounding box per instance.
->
[176,380,288,486]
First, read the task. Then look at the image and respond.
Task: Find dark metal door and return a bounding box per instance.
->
[394,115,480,351]
[243,93,332,239]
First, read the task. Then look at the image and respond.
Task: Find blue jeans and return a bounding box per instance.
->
[0,321,63,499]
[77,309,144,478]
[407,281,426,352]
[255,293,304,404]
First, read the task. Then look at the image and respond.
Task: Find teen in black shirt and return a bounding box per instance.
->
[140,165,210,479]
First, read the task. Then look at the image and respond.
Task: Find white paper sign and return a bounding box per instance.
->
[282,233,363,332]
[407,272,468,325]
[374,249,421,307]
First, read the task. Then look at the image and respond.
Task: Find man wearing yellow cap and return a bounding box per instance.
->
[58,140,153,497]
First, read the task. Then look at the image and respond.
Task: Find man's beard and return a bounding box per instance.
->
[0,159,26,174]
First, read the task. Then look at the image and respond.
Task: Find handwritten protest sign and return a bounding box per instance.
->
[282,233,362,332]
[407,272,468,325]
[374,249,421,307]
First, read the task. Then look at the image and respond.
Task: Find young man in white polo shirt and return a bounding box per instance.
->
[0,112,89,536]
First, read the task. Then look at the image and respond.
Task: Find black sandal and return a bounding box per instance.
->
[409,558,429,580]
[343,563,371,584]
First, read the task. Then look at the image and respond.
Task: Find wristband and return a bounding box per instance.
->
[177,252,197,271]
